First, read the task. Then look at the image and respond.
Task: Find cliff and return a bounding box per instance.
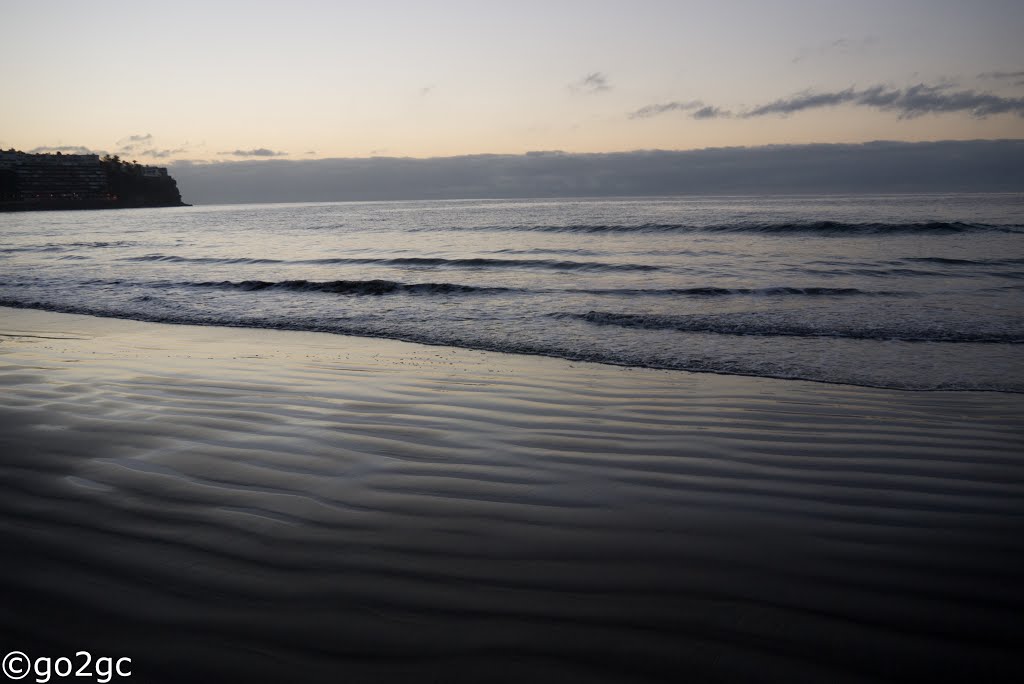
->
[0,151,188,211]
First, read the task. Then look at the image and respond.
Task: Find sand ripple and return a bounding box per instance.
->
[1,308,1022,683]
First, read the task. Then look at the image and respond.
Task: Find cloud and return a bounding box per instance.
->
[744,88,860,116]
[168,140,1024,204]
[217,148,288,157]
[113,133,189,160]
[744,83,1024,118]
[628,100,704,119]
[691,105,731,120]
[979,70,1024,80]
[138,148,187,159]
[570,72,611,94]
[116,133,154,154]
[629,101,731,120]
[418,85,434,96]
[632,82,1024,122]
[979,70,1024,87]
[28,145,96,155]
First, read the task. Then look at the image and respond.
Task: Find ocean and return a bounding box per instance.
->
[2,193,1022,391]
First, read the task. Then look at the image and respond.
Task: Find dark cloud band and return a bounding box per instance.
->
[170,140,1024,204]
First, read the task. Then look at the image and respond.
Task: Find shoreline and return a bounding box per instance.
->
[2,302,1017,395]
[2,306,1022,682]
[0,200,190,212]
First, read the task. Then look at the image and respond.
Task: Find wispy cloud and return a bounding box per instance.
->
[630,82,1024,122]
[217,148,288,157]
[119,133,153,144]
[569,72,611,94]
[744,83,1024,118]
[691,105,731,120]
[116,133,152,154]
[629,100,705,119]
[28,145,96,155]
[979,70,1024,87]
[979,70,1024,80]
[744,89,860,116]
[114,133,188,160]
[139,148,187,159]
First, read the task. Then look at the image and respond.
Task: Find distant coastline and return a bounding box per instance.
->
[0,150,187,212]
[167,140,1024,205]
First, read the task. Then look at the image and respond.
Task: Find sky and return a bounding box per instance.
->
[2,0,1023,164]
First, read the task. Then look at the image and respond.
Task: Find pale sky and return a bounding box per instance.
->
[2,0,1022,161]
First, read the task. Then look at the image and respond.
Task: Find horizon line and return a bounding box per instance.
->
[167,137,1024,165]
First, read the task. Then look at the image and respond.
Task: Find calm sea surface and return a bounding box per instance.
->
[2,193,1022,390]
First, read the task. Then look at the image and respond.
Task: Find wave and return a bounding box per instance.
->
[792,265,1011,278]
[124,254,659,271]
[3,296,1022,391]
[899,256,1024,268]
[450,221,1024,235]
[578,286,901,297]
[489,247,606,257]
[86,276,902,298]
[559,311,1024,344]
[188,279,510,295]
[180,280,896,297]
[4,297,1021,393]
[125,255,283,264]
[0,246,65,253]
[0,241,136,254]
[362,257,659,271]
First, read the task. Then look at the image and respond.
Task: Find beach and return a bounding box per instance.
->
[6,0,1024,679]
[1,305,1021,682]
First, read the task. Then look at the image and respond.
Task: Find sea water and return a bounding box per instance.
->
[2,193,1022,390]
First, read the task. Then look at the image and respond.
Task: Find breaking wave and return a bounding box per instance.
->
[187,279,510,295]
[440,220,1024,235]
[578,286,902,297]
[125,254,658,271]
[560,311,1024,343]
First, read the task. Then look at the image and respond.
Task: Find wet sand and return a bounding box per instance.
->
[1,306,1022,683]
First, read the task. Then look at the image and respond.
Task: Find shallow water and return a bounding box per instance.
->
[2,193,1022,390]
[1,311,1022,683]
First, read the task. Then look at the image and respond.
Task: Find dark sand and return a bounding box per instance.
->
[1,306,1022,683]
